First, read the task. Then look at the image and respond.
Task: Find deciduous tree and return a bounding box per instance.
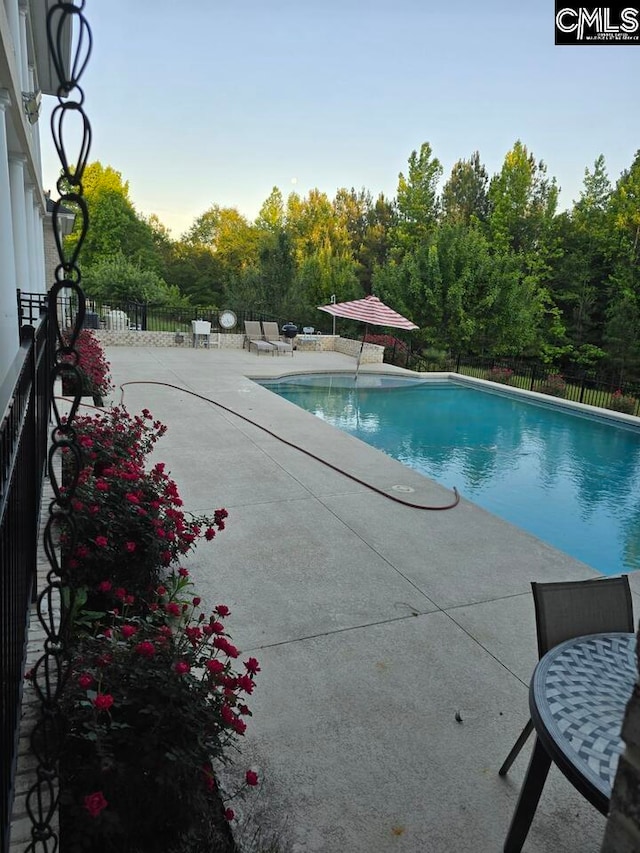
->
[441,152,489,226]
[393,142,442,254]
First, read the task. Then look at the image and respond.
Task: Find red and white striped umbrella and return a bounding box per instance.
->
[317,294,418,330]
[318,295,418,378]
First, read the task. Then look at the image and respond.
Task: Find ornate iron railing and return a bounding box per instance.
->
[0,312,52,853]
[16,290,48,327]
[21,2,92,850]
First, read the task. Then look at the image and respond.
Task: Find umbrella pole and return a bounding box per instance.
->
[355,324,368,382]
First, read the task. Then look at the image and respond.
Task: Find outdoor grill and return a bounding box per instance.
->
[281,323,298,339]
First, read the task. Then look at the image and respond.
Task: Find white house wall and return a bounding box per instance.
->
[0,0,68,387]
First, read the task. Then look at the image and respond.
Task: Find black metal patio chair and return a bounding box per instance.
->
[499,575,634,778]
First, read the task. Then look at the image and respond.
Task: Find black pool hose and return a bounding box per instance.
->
[61,380,461,512]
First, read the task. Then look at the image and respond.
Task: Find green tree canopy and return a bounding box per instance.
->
[82,252,188,306]
[65,162,161,274]
[441,152,489,226]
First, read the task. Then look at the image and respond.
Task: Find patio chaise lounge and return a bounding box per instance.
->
[244,320,275,355]
[262,321,293,356]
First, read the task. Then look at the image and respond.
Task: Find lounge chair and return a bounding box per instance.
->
[262,321,293,356]
[244,321,275,355]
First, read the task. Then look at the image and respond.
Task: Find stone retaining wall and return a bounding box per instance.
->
[91,331,385,363]
[334,337,384,363]
[295,334,338,352]
[93,330,245,349]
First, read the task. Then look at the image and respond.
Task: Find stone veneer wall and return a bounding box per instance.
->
[333,337,384,364]
[91,330,385,363]
[93,330,246,349]
[600,634,640,852]
[294,334,338,352]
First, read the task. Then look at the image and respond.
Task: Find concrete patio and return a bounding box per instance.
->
[99,344,639,853]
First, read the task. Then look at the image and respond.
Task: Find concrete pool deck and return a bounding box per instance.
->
[101,345,640,853]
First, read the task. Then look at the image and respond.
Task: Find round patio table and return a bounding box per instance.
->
[504,632,637,852]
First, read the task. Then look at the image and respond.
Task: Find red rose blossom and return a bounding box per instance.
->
[237,674,255,694]
[246,770,259,787]
[95,535,108,548]
[224,808,235,821]
[84,791,108,818]
[220,704,235,724]
[135,641,155,658]
[232,717,247,735]
[174,660,190,675]
[93,693,114,711]
[244,657,261,675]
[77,673,93,690]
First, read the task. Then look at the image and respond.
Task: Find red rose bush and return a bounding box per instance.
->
[61,569,259,852]
[61,406,228,598]
[58,337,260,852]
[61,329,113,401]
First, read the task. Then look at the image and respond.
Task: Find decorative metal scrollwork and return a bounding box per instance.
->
[25,4,93,850]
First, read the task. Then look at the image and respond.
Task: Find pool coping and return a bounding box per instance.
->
[252,368,640,429]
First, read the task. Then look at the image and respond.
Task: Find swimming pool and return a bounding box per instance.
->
[257,373,640,577]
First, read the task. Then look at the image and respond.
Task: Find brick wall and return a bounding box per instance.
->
[43,214,59,292]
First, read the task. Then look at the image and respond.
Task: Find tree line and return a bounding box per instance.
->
[64,141,640,379]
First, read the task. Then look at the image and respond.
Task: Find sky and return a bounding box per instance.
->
[40,0,640,238]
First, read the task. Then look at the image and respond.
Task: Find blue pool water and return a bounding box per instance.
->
[258,374,640,576]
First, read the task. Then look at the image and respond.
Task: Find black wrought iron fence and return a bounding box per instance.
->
[17,291,285,335]
[450,354,640,416]
[0,312,51,853]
